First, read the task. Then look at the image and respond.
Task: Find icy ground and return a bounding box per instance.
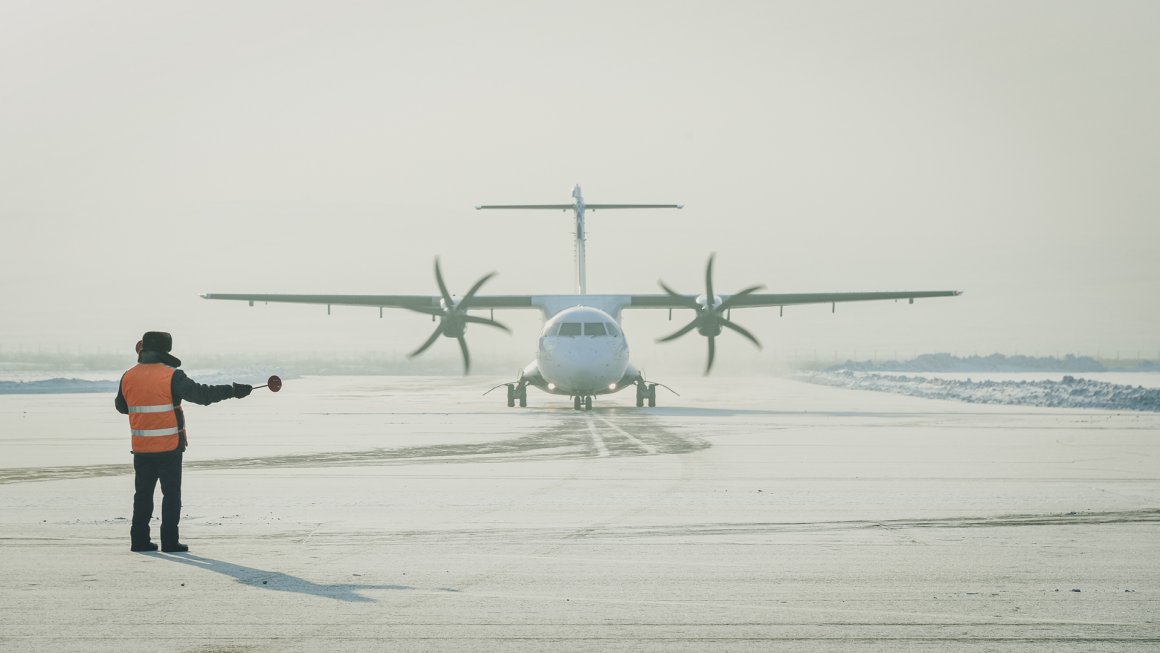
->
[1,375,1158,651]
[806,370,1160,412]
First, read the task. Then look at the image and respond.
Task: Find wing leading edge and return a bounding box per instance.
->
[628,290,962,310]
[199,293,535,315]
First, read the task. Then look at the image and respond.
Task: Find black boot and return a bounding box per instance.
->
[161,541,189,553]
[131,541,158,552]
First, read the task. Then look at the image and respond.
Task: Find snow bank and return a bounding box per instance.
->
[0,369,286,394]
[806,371,1160,412]
[0,378,117,394]
[827,353,1158,373]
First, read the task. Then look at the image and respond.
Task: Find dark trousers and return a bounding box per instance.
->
[131,452,183,545]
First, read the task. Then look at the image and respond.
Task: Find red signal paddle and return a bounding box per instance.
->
[254,375,282,392]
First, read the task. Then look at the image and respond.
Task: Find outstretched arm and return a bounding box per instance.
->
[171,370,242,406]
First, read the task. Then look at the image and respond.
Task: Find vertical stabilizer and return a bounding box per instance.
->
[476,186,683,295]
[572,184,587,294]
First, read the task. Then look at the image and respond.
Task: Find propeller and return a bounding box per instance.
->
[657,254,764,374]
[408,258,510,374]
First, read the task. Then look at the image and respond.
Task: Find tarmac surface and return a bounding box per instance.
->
[2,374,1158,651]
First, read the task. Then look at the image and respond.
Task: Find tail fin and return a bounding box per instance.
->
[475,185,682,294]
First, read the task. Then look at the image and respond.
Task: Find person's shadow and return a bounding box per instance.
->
[154,552,437,603]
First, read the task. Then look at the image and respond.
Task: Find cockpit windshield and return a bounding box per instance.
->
[552,321,620,337]
[583,322,606,336]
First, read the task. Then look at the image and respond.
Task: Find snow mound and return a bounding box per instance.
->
[806,371,1160,412]
[828,353,1116,373]
[0,369,288,395]
[0,378,118,394]
[825,353,1160,373]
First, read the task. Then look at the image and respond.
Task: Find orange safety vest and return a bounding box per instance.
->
[122,363,186,454]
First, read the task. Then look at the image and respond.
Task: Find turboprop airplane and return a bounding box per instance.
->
[202,185,961,410]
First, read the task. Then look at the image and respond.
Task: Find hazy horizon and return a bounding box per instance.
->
[3,1,1158,378]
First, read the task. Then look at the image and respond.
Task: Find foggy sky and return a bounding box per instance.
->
[2,1,1158,373]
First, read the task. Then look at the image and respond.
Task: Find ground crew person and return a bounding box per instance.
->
[115,331,253,552]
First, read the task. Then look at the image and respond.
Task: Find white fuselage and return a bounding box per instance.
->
[529,306,632,396]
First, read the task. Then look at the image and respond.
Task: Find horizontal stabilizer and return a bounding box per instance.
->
[475,204,574,210]
[585,204,683,210]
[476,203,683,210]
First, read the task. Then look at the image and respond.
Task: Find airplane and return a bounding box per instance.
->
[202,184,961,410]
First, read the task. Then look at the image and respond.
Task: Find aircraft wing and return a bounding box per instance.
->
[200,293,535,315]
[203,289,961,315]
[627,290,962,310]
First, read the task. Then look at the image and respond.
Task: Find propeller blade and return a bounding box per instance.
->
[720,317,762,349]
[409,324,444,358]
[434,258,454,308]
[705,335,716,375]
[456,335,471,374]
[704,254,715,307]
[460,271,498,307]
[463,314,511,333]
[657,319,699,343]
[658,280,701,310]
[718,284,766,311]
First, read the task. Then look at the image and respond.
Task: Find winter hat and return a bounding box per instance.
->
[138,331,181,367]
[141,331,173,353]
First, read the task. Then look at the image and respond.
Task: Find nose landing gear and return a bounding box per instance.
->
[572,395,593,411]
[635,380,657,407]
[505,383,527,408]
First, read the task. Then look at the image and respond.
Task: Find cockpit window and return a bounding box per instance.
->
[558,322,582,337]
[606,323,620,337]
[583,322,607,336]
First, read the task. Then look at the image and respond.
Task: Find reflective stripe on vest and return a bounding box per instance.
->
[127,404,175,414]
[131,427,181,437]
[122,363,183,453]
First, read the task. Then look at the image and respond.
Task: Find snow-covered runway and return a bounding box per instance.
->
[2,375,1158,651]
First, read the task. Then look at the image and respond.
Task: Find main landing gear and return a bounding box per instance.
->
[635,381,657,408]
[505,383,527,408]
[572,395,593,411]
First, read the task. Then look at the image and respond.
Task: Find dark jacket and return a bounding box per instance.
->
[115,351,236,454]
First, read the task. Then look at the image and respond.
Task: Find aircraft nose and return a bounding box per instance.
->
[572,356,614,380]
[541,339,627,390]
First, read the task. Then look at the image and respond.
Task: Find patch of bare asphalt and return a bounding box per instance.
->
[0,411,708,485]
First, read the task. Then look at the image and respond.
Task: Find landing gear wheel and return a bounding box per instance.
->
[506,384,515,408]
[518,385,527,408]
[647,384,657,408]
[635,384,645,407]
[574,396,582,410]
[584,396,592,411]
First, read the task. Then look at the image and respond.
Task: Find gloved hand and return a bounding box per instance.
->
[232,383,253,398]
